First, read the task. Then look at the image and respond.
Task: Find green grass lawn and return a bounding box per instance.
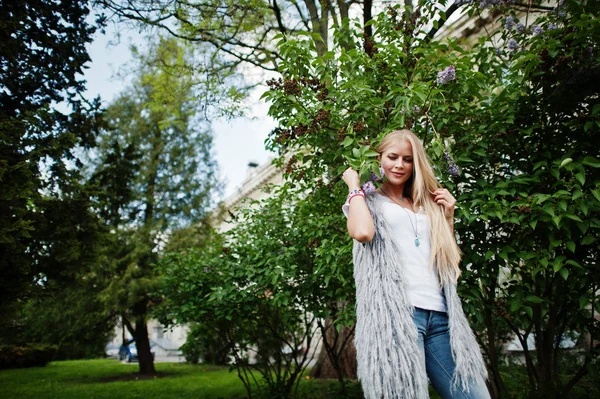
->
[5,358,597,399]
[0,359,249,399]
[0,359,367,399]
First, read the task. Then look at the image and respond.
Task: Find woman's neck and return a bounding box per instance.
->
[381,181,405,200]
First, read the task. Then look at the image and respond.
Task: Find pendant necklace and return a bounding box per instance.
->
[380,188,421,247]
[401,206,421,247]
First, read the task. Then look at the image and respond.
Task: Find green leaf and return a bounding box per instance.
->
[582,156,600,168]
[579,295,589,309]
[499,249,508,261]
[559,158,573,168]
[553,259,563,272]
[581,236,596,245]
[526,295,543,304]
[560,267,569,280]
[341,136,354,147]
[566,241,576,253]
[529,220,538,229]
[543,205,555,216]
[473,149,487,157]
[549,236,562,247]
[577,221,589,234]
[572,190,584,200]
[558,201,568,212]
[523,306,533,318]
[510,299,522,312]
[535,194,551,205]
[552,215,562,227]
[565,214,583,223]
[575,171,586,185]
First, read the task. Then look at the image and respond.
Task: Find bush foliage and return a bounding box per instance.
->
[0,345,57,370]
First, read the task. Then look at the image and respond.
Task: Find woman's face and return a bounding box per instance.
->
[380,139,414,187]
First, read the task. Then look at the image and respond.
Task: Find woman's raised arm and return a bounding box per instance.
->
[342,168,375,243]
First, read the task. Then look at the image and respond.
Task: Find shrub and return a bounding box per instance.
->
[0,344,57,369]
[180,323,230,365]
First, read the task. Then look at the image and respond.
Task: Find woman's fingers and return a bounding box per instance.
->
[433,193,455,203]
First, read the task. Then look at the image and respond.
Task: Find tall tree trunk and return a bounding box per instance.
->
[304,0,327,56]
[310,322,356,379]
[134,313,156,375]
[123,310,156,375]
[363,0,373,39]
[484,301,508,398]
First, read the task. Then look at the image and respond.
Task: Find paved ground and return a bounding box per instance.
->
[153,355,186,363]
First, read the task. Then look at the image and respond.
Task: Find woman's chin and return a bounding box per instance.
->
[386,177,407,186]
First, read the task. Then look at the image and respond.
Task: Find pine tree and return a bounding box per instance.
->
[0,0,104,332]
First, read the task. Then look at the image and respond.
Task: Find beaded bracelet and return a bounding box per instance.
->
[348,193,365,203]
[347,189,365,203]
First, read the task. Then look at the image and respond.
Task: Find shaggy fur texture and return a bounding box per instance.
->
[353,194,488,399]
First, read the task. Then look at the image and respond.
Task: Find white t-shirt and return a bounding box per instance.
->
[343,193,447,312]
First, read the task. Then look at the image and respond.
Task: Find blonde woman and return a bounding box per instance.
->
[342,130,490,399]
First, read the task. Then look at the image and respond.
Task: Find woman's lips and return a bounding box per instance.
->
[391,172,405,178]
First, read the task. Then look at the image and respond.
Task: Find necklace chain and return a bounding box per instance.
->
[379,188,421,247]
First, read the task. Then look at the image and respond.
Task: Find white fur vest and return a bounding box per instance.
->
[353,193,488,399]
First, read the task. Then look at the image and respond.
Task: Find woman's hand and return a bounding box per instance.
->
[431,188,456,220]
[342,167,361,191]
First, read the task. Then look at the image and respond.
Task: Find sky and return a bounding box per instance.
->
[83,22,277,199]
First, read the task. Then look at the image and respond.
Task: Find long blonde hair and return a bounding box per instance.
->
[377,129,462,284]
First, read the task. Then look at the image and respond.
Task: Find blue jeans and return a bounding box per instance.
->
[413,307,491,399]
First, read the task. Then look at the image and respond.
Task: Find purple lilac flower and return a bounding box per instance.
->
[504,16,516,30]
[532,25,544,35]
[547,23,557,30]
[361,180,377,195]
[516,23,526,33]
[443,151,460,177]
[478,0,513,8]
[480,0,496,8]
[507,39,519,52]
[495,47,503,56]
[479,0,497,8]
[556,1,566,17]
[448,164,460,177]
[412,105,421,114]
[437,65,456,85]
[585,46,594,59]
[370,171,382,182]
